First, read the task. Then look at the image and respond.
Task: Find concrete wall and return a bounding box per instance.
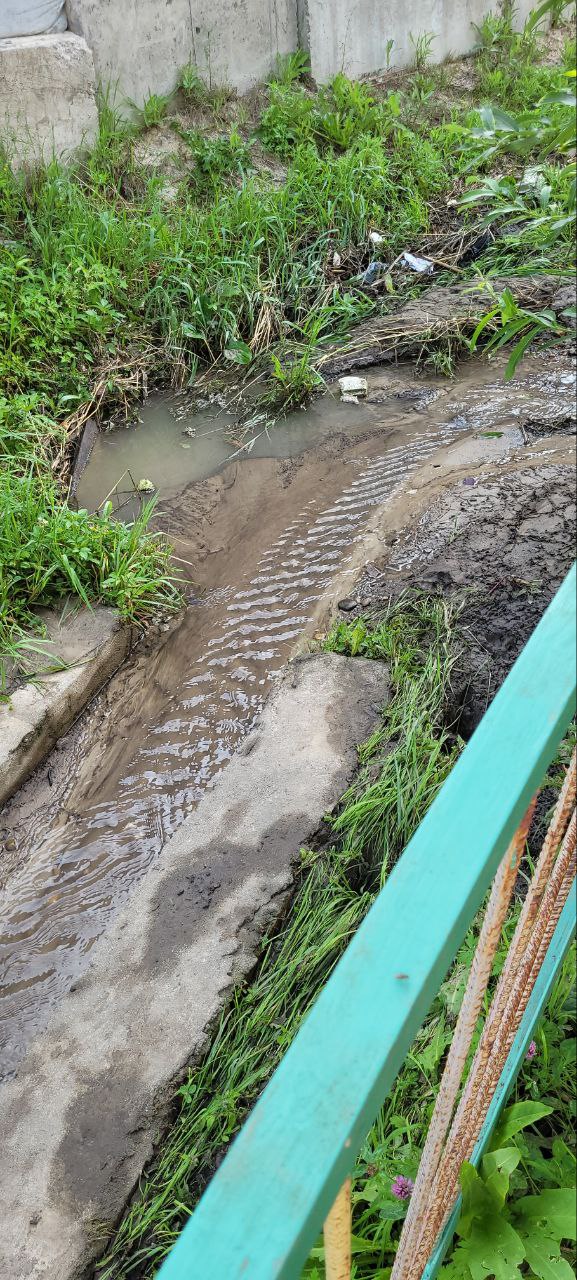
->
[301,0,539,85]
[65,0,298,106]
[0,32,98,164]
[0,0,542,163]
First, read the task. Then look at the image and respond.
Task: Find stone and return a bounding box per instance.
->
[338,376,368,398]
[0,33,98,164]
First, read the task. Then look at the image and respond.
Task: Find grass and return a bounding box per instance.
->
[0,6,574,674]
[95,598,576,1277]
[0,390,180,690]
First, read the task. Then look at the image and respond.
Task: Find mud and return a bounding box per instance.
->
[352,462,576,732]
[0,347,575,1079]
[320,274,567,375]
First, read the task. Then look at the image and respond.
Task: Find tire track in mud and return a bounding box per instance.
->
[1,353,575,1075]
[0,425,461,1075]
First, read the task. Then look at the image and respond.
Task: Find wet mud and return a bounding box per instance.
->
[0,348,575,1077]
[353,461,576,732]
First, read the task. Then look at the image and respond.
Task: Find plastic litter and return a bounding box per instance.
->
[401,251,434,274]
[332,250,342,268]
[521,166,547,193]
[458,227,492,266]
[369,231,385,246]
[358,260,387,285]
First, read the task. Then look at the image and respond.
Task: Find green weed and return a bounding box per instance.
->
[0,475,179,685]
[473,3,564,109]
[466,283,565,377]
[263,348,325,412]
[177,127,252,195]
[270,49,310,86]
[410,30,436,72]
[178,62,204,100]
[137,92,172,127]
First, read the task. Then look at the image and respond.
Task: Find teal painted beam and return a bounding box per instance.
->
[158,565,576,1280]
[422,886,577,1278]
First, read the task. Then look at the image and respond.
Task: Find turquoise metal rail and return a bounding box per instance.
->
[158,564,577,1280]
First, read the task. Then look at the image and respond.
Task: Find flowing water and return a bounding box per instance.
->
[1,356,574,1077]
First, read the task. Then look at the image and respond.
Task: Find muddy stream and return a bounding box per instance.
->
[1,356,575,1078]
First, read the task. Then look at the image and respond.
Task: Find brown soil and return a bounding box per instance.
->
[345,460,576,733]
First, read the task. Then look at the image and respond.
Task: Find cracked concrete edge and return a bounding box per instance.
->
[0,650,389,1280]
[0,609,133,810]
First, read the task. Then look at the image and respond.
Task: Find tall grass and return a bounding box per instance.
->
[1,11,574,660]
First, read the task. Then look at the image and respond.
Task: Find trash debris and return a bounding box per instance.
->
[358,260,388,286]
[332,250,342,268]
[462,477,478,487]
[521,165,547,194]
[458,227,492,266]
[369,230,385,246]
[137,478,155,492]
[401,251,434,274]
[338,376,368,400]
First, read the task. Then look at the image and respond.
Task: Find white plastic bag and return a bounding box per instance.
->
[0,1,67,38]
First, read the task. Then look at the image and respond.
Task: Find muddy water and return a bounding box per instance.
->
[1,356,575,1078]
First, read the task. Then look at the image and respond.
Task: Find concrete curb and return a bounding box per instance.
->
[0,652,388,1280]
[0,608,133,809]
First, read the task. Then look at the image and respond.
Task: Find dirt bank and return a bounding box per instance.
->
[346,459,576,733]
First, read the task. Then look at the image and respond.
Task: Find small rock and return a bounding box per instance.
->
[4,837,16,851]
[338,597,357,612]
[332,250,342,267]
[338,376,368,399]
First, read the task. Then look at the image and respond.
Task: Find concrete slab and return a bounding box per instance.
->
[0,607,133,808]
[0,652,388,1280]
[0,32,98,163]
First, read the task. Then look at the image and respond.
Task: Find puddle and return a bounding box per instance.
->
[1,354,575,1078]
[76,379,412,515]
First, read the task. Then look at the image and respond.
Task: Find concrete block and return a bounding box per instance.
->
[0,31,98,163]
[0,607,133,807]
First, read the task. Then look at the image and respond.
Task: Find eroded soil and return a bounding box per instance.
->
[348,460,576,732]
[0,346,575,1077]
